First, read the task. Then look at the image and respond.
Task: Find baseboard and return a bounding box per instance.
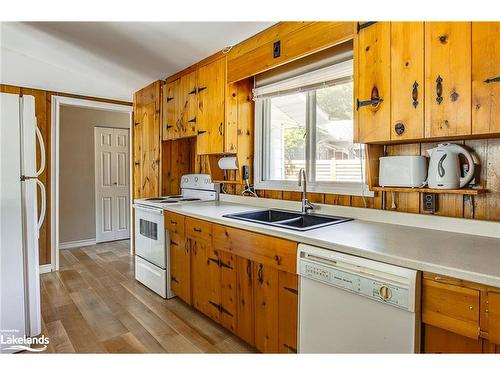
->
[39,264,52,274]
[59,238,96,249]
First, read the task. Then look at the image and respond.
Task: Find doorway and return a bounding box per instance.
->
[94,126,130,242]
[51,96,133,271]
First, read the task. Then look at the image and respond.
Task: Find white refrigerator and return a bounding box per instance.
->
[0,93,46,353]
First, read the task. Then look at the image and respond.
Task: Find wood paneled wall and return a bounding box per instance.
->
[0,84,131,265]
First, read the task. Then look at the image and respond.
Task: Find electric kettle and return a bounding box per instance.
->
[426,143,475,189]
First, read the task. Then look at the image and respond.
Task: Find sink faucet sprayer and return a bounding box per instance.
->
[298,168,314,214]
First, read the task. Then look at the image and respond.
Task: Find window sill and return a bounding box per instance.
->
[254,180,375,197]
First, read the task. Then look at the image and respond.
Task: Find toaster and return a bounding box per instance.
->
[379,156,427,187]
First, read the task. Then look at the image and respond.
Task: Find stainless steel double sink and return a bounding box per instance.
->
[223,209,352,231]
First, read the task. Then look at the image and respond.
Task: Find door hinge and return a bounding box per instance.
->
[357,21,377,33]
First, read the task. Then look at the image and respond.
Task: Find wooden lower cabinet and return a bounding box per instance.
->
[169,234,191,304]
[235,256,255,345]
[171,215,299,353]
[422,272,500,354]
[254,263,280,353]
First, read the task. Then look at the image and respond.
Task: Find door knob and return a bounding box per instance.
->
[113,182,117,185]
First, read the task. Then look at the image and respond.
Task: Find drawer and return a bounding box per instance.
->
[165,212,185,236]
[212,224,297,273]
[185,217,212,240]
[422,278,480,339]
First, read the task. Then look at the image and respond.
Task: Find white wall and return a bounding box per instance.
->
[59,105,130,243]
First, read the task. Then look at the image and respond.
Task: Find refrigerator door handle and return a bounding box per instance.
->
[36,179,46,230]
[35,125,45,177]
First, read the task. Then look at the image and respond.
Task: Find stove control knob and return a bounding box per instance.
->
[379,286,392,301]
[194,177,199,182]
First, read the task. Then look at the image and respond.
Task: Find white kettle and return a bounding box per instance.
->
[427,143,475,189]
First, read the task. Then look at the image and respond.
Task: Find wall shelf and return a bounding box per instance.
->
[371,186,487,195]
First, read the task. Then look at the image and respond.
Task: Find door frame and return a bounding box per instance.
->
[94,126,131,243]
[51,96,133,271]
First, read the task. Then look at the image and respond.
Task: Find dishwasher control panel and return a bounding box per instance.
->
[301,260,411,310]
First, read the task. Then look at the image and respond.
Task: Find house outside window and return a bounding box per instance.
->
[253,54,373,197]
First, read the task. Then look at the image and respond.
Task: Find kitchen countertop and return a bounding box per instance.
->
[161,200,500,288]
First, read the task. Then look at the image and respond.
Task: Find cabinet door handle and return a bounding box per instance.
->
[412,81,419,108]
[283,286,298,295]
[218,122,223,136]
[484,76,500,83]
[170,220,177,224]
[436,75,443,104]
[257,264,264,285]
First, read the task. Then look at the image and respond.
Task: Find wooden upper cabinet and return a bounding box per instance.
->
[163,81,176,141]
[424,22,472,138]
[180,71,198,138]
[133,81,161,198]
[355,22,391,143]
[390,22,425,140]
[197,57,226,155]
[472,22,500,135]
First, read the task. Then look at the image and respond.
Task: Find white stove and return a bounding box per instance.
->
[132,174,218,298]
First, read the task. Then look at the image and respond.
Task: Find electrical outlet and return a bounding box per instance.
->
[273,40,281,58]
[242,165,250,180]
[422,193,437,213]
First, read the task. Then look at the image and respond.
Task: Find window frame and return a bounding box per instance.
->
[253,65,374,197]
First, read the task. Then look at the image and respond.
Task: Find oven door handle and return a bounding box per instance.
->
[132,204,164,216]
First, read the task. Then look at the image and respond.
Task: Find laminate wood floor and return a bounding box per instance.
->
[36,240,257,353]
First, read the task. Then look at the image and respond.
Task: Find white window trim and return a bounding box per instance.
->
[253,68,374,198]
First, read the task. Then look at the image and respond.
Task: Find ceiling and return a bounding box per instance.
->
[0,22,274,101]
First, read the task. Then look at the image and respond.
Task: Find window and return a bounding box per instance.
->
[254,59,373,196]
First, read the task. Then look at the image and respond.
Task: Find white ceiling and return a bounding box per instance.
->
[0,22,274,101]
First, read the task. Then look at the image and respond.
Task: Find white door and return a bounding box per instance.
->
[95,127,130,242]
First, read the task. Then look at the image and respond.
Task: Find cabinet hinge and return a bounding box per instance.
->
[166,97,174,102]
[357,21,377,33]
[188,89,197,95]
[283,286,298,295]
[171,276,179,284]
[283,344,297,353]
[197,86,207,93]
[187,117,196,123]
[484,76,500,84]
[197,130,207,135]
[356,97,383,109]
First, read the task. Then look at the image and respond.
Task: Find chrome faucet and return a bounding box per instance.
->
[298,168,314,214]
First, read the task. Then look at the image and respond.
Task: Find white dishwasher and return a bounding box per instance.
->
[298,244,420,353]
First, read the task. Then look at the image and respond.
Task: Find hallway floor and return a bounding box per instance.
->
[37,240,256,353]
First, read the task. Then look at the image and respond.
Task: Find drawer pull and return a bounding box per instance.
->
[193,227,202,232]
[170,220,177,224]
